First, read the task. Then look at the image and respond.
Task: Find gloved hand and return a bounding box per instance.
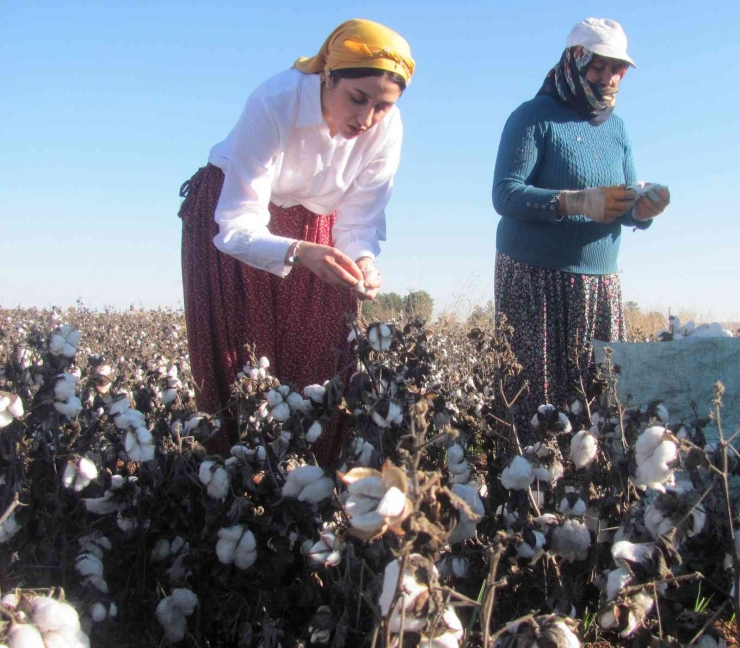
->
[560,185,637,224]
[632,185,670,221]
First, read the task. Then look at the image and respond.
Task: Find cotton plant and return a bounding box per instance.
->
[500,455,535,491]
[198,460,230,501]
[378,555,436,634]
[54,374,83,419]
[349,437,375,466]
[446,444,471,484]
[633,426,679,491]
[448,482,485,544]
[281,465,334,505]
[0,390,24,428]
[155,588,198,644]
[339,463,411,539]
[531,404,572,434]
[215,525,257,570]
[493,615,580,648]
[5,594,91,648]
[83,474,140,516]
[524,442,564,484]
[49,325,81,358]
[570,430,598,469]
[89,601,117,624]
[62,457,98,493]
[75,532,112,595]
[549,519,591,562]
[302,530,345,569]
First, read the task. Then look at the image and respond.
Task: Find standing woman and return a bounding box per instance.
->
[179,19,415,457]
[492,18,669,420]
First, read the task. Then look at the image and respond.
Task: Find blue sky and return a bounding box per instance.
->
[2,0,739,320]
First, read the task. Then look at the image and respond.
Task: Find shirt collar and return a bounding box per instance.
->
[295,73,324,128]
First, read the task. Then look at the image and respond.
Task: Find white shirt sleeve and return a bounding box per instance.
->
[333,118,403,262]
[212,91,295,277]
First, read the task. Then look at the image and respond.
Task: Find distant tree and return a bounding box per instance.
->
[404,290,434,322]
[467,300,495,329]
[361,292,404,320]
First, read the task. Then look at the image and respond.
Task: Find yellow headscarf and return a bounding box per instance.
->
[293,19,415,85]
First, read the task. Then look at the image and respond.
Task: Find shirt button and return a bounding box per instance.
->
[526,201,531,207]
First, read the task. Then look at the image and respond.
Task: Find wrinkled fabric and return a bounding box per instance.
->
[494,251,625,429]
[293,18,415,83]
[180,164,357,463]
[537,46,616,125]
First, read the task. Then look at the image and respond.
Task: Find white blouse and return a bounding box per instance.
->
[208,69,403,277]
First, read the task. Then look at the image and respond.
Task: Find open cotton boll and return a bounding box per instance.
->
[634,427,678,491]
[550,520,591,562]
[90,602,108,623]
[570,431,598,469]
[206,466,229,501]
[501,455,534,490]
[54,373,77,401]
[62,462,78,489]
[286,391,310,412]
[31,596,81,633]
[264,390,284,408]
[606,567,633,601]
[298,476,335,505]
[234,530,257,569]
[375,487,407,518]
[7,624,46,648]
[156,598,187,644]
[419,605,464,648]
[517,529,546,563]
[447,444,465,465]
[270,401,291,422]
[303,384,326,404]
[55,396,83,419]
[152,538,171,562]
[171,589,198,616]
[305,421,324,443]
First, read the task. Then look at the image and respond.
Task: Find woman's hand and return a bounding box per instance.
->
[560,185,637,223]
[355,257,383,301]
[290,242,363,289]
[633,187,670,221]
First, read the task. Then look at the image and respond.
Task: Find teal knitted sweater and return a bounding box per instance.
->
[493,94,651,275]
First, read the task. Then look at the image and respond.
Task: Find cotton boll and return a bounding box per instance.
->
[305,421,324,443]
[447,445,465,465]
[265,390,283,408]
[75,553,104,579]
[90,602,108,623]
[7,624,46,648]
[62,462,78,489]
[32,596,81,633]
[6,394,23,419]
[206,466,230,500]
[198,460,215,486]
[298,476,335,505]
[606,567,633,601]
[55,396,83,419]
[152,538,171,562]
[303,384,326,404]
[156,598,187,644]
[419,605,464,648]
[286,391,310,412]
[644,503,674,539]
[171,589,198,616]
[376,487,407,518]
[234,530,257,569]
[570,431,598,469]
[550,520,591,562]
[271,401,291,422]
[500,455,534,490]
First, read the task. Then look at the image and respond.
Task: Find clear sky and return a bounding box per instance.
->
[2,0,739,321]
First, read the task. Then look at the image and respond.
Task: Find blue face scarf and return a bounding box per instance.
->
[538,46,615,125]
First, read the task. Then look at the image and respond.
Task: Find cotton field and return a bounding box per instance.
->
[0,305,738,647]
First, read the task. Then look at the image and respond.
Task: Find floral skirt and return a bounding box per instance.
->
[494,252,626,419]
[179,164,358,462]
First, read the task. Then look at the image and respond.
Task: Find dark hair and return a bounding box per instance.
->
[329,67,407,91]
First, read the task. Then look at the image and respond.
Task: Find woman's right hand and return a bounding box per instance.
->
[291,241,364,289]
[560,185,636,223]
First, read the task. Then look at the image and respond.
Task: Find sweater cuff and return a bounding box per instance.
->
[520,191,561,222]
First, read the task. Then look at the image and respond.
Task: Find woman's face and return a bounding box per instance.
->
[585,54,628,102]
[322,75,402,139]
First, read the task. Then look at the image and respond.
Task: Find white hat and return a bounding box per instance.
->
[566,18,636,68]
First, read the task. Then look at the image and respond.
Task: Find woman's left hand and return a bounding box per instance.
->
[634,187,670,221]
[355,257,383,300]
